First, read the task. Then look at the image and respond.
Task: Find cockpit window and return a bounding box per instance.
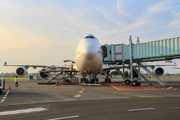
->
[90,36,95,39]
[84,36,89,39]
[83,36,95,39]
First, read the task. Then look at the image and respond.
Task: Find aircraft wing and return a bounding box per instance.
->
[4,62,48,69]
[173,67,180,69]
[102,62,177,71]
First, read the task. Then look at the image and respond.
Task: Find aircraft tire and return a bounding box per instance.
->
[105,78,107,82]
[0,89,2,94]
[96,78,99,83]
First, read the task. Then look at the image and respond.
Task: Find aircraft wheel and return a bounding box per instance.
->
[91,79,94,83]
[85,79,89,83]
[0,89,2,94]
[81,78,83,83]
[105,78,107,82]
[96,78,99,83]
[125,80,131,85]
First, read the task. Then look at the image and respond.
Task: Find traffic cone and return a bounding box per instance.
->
[56,83,58,86]
[9,85,11,90]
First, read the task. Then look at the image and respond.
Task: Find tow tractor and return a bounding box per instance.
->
[0,78,5,94]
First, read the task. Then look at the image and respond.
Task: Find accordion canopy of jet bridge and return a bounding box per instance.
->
[102,36,180,64]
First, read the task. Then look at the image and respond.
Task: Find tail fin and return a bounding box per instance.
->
[174,62,177,66]
[4,62,7,66]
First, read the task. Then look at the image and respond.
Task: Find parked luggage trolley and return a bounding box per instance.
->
[0,78,5,94]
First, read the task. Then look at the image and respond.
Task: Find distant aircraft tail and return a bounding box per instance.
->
[4,62,7,66]
[174,62,177,66]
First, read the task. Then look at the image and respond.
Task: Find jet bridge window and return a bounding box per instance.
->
[101,45,107,58]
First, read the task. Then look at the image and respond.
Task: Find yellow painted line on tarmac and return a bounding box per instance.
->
[79,91,83,93]
[82,88,85,90]
[75,94,81,98]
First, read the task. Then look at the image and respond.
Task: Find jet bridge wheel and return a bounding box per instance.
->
[131,81,141,86]
[125,80,131,85]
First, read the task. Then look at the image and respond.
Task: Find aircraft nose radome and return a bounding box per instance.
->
[83,46,96,60]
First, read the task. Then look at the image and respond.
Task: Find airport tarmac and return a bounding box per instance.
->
[0,79,180,120]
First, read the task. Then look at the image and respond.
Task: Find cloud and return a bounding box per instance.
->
[146,1,170,15]
[0,25,52,51]
[116,0,136,20]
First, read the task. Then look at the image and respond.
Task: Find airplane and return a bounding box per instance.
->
[4,34,177,86]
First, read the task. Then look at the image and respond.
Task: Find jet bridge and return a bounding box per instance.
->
[102,36,180,86]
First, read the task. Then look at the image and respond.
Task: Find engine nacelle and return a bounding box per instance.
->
[40,69,49,78]
[16,67,28,76]
[153,67,164,76]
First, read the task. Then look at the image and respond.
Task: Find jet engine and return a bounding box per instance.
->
[40,68,49,78]
[153,67,164,76]
[16,67,28,76]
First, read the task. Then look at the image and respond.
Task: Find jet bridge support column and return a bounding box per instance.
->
[138,60,141,79]
[123,62,125,79]
[129,35,133,81]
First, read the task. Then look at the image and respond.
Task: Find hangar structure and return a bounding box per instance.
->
[102,36,180,86]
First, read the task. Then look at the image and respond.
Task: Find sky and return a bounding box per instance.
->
[0,0,180,73]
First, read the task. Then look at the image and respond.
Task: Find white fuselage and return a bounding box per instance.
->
[75,34,103,75]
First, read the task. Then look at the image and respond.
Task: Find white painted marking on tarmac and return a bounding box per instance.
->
[1,90,10,103]
[48,115,80,120]
[0,107,48,116]
[169,107,180,109]
[128,108,155,112]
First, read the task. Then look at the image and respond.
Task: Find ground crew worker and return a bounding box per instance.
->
[15,76,19,87]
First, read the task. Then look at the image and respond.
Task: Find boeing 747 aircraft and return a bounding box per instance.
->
[4,34,176,86]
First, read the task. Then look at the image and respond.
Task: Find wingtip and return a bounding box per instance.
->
[174,62,177,66]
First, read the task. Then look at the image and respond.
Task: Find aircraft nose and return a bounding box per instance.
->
[83,46,96,60]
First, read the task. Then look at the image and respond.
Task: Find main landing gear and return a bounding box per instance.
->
[124,80,141,86]
[105,78,111,82]
[104,70,112,83]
